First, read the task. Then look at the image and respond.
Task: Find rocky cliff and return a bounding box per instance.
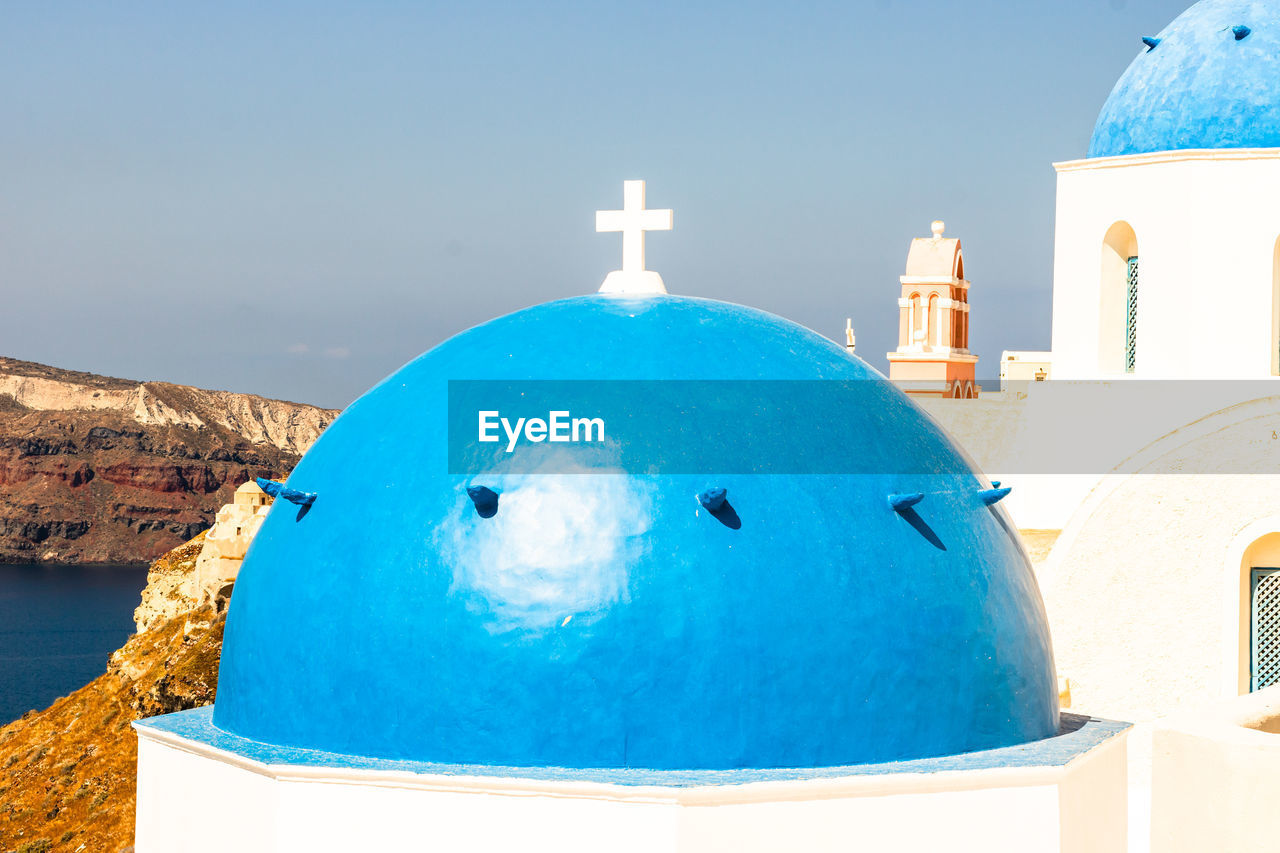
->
[0,538,224,853]
[0,357,337,563]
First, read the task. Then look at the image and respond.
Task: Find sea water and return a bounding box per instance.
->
[0,563,147,725]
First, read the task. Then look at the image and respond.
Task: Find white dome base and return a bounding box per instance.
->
[134,708,1128,853]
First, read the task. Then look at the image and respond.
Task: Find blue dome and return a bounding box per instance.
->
[1090,0,1280,157]
[213,294,1058,770]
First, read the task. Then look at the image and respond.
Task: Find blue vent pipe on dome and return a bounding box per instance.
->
[698,487,741,530]
[888,492,925,512]
[1234,25,1252,40]
[1142,36,1161,51]
[255,477,317,508]
[979,486,1013,507]
[698,487,728,512]
[888,493,944,550]
[466,485,500,519]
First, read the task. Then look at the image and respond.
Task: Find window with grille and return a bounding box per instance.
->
[1125,256,1138,373]
[1251,568,1280,691]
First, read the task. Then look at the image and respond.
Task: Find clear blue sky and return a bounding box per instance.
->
[1,0,1188,409]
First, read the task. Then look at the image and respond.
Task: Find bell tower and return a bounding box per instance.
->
[887,221,979,399]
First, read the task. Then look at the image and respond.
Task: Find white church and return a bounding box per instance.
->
[132,1,1280,852]
[895,0,1280,721]
[874,0,1280,846]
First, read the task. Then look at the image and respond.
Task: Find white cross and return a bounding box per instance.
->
[595,180,673,295]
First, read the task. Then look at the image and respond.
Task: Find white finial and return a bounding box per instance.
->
[845,318,856,352]
[596,180,673,295]
[931,220,946,239]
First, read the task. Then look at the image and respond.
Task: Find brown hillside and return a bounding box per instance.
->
[0,539,223,853]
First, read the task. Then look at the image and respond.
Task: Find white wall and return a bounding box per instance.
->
[135,727,1128,853]
[1150,686,1280,853]
[1052,149,1280,380]
[1036,394,1280,722]
[1039,473,1243,723]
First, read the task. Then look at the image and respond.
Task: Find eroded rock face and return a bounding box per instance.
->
[0,359,332,456]
[133,535,207,634]
[132,485,267,633]
[0,358,337,563]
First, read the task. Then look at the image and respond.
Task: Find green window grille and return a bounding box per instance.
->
[1251,568,1280,691]
[1125,256,1138,373]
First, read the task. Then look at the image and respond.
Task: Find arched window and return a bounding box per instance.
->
[908,293,922,347]
[1228,529,1280,694]
[927,294,939,347]
[1252,568,1280,691]
[1100,222,1139,374]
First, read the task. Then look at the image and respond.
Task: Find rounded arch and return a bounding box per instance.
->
[927,293,939,347]
[1222,520,1280,697]
[1100,221,1139,375]
[908,292,922,347]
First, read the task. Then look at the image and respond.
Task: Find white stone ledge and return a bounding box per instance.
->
[1055,147,1280,173]
[133,709,1131,853]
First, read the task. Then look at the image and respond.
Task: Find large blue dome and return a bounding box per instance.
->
[1090,0,1280,158]
[213,294,1058,770]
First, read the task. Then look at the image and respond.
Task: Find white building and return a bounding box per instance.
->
[191,480,272,608]
[910,0,1280,737]
[134,184,1131,853]
[1050,149,1280,380]
[134,1,1280,850]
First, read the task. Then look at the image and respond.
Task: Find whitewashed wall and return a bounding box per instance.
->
[134,727,1128,853]
[1052,149,1280,381]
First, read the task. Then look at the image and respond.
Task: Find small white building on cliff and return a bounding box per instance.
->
[133,481,274,633]
[191,481,271,608]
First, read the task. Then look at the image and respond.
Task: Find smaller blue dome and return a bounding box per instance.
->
[1090,0,1280,158]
